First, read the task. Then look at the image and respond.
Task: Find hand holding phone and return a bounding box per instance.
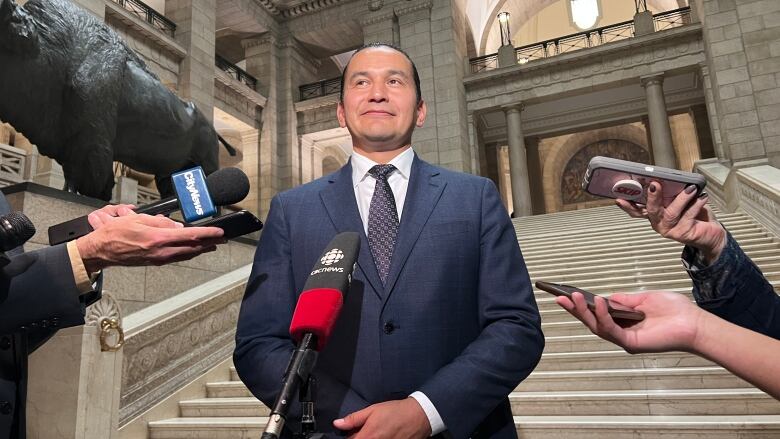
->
[536,281,645,321]
[582,156,705,207]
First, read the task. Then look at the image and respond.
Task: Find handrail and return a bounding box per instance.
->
[299,76,341,101]
[469,6,692,73]
[215,54,258,90]
[110,0,177,38]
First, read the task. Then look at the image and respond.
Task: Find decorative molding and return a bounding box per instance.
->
[465,25,704,112]
[85,292,123,328]
[118,282,245,425]
[241,34,277,50]
[367,0,383,12]
[214,66,268,108]
[394,0,433,16]
[254,0,349,18]
[360,10,395,26]
[295,93,340,112]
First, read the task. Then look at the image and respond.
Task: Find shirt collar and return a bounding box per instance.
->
[351,147,414,187]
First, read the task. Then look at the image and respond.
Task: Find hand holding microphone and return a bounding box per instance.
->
[48,167,250,245]
[263,232,361,439]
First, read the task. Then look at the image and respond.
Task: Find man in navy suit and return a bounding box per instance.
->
[234,43,544,438]
[0,194,224,439]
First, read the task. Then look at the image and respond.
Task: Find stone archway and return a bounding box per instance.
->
[322,155,342,176]
[541,124,649,212]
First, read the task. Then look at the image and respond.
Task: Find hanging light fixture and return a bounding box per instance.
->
[634,0,648,13]
[497,11,512,47]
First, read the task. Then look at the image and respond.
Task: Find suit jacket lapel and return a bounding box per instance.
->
[383,157,446,300]
[319,161,385,298]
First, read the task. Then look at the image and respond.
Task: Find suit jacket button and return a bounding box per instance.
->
[0,337,10,350]
[0,401,12,415]
[383,322,395,334]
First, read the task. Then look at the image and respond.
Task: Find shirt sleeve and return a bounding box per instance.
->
[66,240,97,294]
[410,391,446,436]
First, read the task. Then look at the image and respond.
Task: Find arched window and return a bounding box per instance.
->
[570,0,601,30]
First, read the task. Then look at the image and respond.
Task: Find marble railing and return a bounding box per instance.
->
[0,143,29,187]
[118,264,251,425]
[695,159,780,239]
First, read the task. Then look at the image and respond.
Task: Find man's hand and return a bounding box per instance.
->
[86,203,136,229]
[333,398,431,439]
[616,181,726,264]
[75,212,224,273]
[556,291,705,354]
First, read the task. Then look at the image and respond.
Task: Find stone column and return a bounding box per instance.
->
[698,63,725,161]
[641,74,677,169]
[504,105,532,217]
[395,0,472,172]
[165,0,216,122]
[243,35,279,219]
[526,136,545,215]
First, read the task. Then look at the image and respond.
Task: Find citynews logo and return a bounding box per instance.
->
[311,248,345,275]
[184,171,205,215]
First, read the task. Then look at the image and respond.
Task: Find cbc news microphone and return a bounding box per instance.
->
[262,232,361,439]
[0,212,35,267]
[47,167,250,245]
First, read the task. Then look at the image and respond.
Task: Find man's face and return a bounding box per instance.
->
[337,47,426,152]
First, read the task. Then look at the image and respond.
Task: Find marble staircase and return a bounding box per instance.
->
[147,205,780,438]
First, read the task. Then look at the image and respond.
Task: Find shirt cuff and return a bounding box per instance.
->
[66,241,97,294]
[410,391,446,436]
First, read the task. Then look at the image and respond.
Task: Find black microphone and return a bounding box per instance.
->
[47,167,251,245]
[262,232,360,439]
[0,212,36,267]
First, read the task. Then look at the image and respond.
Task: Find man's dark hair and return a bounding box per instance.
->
[338,42,422,104]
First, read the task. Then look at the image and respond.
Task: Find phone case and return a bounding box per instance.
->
[535,281,645,321]
[582,156,706,206]
[195,210,263,239]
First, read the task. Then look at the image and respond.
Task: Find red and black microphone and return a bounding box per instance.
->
[262,232,360,439]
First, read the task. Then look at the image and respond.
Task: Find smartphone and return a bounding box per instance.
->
[582,156,706,206]
[536,280,645,321]
[193,210,263,239]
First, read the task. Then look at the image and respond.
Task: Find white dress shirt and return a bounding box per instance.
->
[350,147,446,436]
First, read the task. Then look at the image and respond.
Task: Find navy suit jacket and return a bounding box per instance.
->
[234,156,544,438]
[0,192,97,439]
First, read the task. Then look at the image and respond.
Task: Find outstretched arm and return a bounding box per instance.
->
[557,291,780,400]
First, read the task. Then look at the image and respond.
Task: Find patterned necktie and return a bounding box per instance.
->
[367,164,399,284]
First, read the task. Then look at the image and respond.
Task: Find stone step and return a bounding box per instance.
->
[528,254,780,279]
[509,388,780,416]
[522,236,774,262]
[179,397,268,418]
[525,245,780,272]
[148,415,780,439]
[518,222,763,251]
[207,381,254,399]
[148,417,266,439]
[513,415,780,439]
[517,366,749,392]
[536,350,714,371]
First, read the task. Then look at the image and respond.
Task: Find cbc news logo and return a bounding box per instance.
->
[321,248,344,266]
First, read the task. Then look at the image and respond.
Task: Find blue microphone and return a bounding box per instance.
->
[171,167,217,222]
[47,167,250,245]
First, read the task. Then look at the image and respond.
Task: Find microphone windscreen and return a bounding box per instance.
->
[206,167,250,206]
[302,232,360,293]
[289,288,343,350]
[0,212,35,251]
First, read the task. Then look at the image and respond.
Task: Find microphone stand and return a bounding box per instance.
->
[295,376,323,439]
[262,333,319,439]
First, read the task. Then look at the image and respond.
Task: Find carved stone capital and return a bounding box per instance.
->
[640,73,665,88]
[242,34,276,50]
[367,0,383,12]
[501,103,524,114]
